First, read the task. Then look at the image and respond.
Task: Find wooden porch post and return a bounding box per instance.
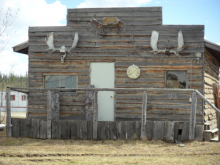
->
[47,90,60,139]
[93,91,98,140]
[6,87,12,137]
[189,91,197,140]
[141,91,147,138]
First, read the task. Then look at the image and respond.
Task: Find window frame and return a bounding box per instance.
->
[165,70,188,89]
[43,73,78,96]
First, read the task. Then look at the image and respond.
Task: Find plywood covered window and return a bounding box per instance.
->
[45,75,77,89]
[166,71,187,89]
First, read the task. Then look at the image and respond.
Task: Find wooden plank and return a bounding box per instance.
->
[47,90,60,139]
[141,91,147,138]
[47,90,52,139]
[195,124,204,141]
[70,121,78,139]
[67,7,162,13]
[39,120,47,139]
[11,118,20,137]
[153,121,164,140]
[61,120,70,139]
[31,119,40,138]
[174,122,179,142]
[87,121,93,140]
[189,91,197,140]
[80,121,88,140]
[52,120,61,139]
[166,121,174,142]
[6,87,12,137]
[146,121,153,140]
[93,91,98,139]
[20,118,31,138]
[181,122,189,142]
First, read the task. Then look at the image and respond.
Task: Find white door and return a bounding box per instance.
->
[90,63,115,121]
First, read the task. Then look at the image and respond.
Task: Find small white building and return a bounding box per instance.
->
[0,91,27,112]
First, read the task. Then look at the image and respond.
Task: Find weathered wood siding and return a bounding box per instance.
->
[204,49,219,129]
[28,7,204,123]
[11,118,204,141]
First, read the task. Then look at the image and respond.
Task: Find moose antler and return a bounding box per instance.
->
[45,32,60,53]
[170,30,185,56]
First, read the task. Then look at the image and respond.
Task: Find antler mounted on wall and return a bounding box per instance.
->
[90,17,126,35]
[45,32,79,63]
[150,30,185,56]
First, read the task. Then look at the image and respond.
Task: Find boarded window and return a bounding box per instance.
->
[45,75,77,89]
[166,71,187,89]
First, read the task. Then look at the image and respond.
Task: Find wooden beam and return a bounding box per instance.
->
[10,87,194,93]
[141,91,147,138]
[196,90,220,113]
[6,87,12,137]
[189,91,197,140]
[93,91,98,140]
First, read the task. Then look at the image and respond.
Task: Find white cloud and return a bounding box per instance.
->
[204,35,206,39]
[0,0,67,76]
[217,43,220,46]
[77,0,152,8]
[155,1,160,3]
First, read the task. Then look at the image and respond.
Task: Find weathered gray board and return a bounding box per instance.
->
[11,118,204,142]
[28,7,205,123]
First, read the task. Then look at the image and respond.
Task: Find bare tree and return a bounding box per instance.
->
[0,7,19,53]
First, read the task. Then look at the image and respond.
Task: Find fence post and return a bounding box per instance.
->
[93,91,98,140]
[189,91,197,140]
[47,90,60,139]
[141,91,147,138]
[47,90,52,139]
[6,87,12,137]
[218,112,220,142]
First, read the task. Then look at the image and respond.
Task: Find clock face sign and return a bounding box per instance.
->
[127,64,141,79]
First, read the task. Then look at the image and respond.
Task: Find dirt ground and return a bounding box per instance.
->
[0,113,220,165]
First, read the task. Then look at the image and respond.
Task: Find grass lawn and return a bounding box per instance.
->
[0,114,220,165]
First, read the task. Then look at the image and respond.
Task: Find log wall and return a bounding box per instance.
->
[28,7,204,123]
[204,49,220,130]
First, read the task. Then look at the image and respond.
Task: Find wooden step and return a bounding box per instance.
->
[210,136,219,142]
[204,128,218,133]
[203,128,218,141]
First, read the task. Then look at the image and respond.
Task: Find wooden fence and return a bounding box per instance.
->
[6,87,220,141]
[11,118,204,142]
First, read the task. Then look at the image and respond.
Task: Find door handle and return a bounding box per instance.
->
[111,96,113,98]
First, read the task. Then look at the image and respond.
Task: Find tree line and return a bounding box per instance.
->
[0,72,28,91]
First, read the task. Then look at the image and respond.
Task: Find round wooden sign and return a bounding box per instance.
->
[127,64,141,79]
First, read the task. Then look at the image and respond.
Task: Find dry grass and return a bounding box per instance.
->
[0,114,220,165]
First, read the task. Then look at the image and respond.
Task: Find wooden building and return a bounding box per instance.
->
[12,7,220,141]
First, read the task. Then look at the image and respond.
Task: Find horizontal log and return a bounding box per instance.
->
[67,7,162,13]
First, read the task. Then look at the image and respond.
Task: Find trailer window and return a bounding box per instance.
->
[166,71,187,89]
[22,95,27,101]
[10,95,15,101]
[45,75,77,89]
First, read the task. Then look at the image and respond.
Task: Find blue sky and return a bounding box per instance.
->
[0,0,220,75]
[45,0,220,43]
